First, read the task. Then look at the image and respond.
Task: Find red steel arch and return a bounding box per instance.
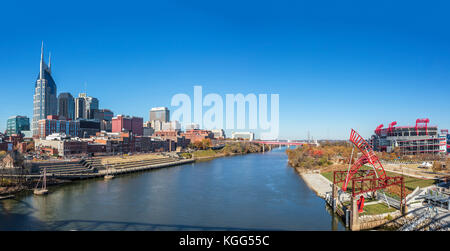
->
[342,129,387,191]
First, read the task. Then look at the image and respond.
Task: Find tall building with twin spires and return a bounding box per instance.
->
[32,42,57,136]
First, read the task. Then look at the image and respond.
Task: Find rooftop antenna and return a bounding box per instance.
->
[84,82,87,94]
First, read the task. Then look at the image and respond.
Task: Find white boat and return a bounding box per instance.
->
[34,167,49,195]
[104,163,115,180]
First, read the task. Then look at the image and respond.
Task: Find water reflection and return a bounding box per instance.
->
[0,148,346,231]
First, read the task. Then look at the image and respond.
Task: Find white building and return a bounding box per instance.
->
[162,121,181,131]
[231,131,254,141]
[45,133,70,141]
[151,120,163,131]
[185,123,200,130]
[211,129,226,139]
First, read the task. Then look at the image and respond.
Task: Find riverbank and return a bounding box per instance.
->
[297,168,405,230]
[193,151,265,161]
[0,157,195,197]
[0,144,266,198]
[0,147,346,231]
[184,142,269,161]
[297,169,332,199]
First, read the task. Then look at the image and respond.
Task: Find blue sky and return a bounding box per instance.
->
[1,0,449,139]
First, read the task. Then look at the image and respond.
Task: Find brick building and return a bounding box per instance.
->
[181,129,214,143]
[112,115,143,136]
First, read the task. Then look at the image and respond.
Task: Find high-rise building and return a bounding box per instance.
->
[6,116,30,136]
[33,42,57,136]
[85,95,99,119]
[75,96,85,119]
[149,107,170,123]
[74,93,99,119]
[58,92,75,120]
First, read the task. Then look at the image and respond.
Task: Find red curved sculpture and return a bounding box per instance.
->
[342,129,387,191]
[342,155,368,191]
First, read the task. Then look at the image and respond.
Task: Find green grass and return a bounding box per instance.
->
[192,149,218,158]
[360,203,397,216]
[321,171,334,182]
[321,165,436,192]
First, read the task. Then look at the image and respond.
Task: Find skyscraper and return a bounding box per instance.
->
[58,92,75,120]
[85,95,99,119]
[149,107,170,123]
[32,42,57,136]
[75,93,99,119]
[75,96,85,119]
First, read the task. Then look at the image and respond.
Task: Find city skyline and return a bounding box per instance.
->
[1,1,450,139]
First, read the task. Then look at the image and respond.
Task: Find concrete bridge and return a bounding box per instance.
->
[251,140,319,146]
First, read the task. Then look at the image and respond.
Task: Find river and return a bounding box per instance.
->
[0,147,346,230]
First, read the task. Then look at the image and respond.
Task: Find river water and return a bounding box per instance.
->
[0,148,346,230]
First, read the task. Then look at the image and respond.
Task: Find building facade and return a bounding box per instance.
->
[6,116,30,136]
[150,107,170,123]
[231,131,255,141]
[93,109,114,121]
[57,92,75,120]
[75,96,85,119]
[181,129,214,143]
[162,121,181,131]
[211,129,226,139]
[35,138,88,157]
[78,119,101,138]
[185,123,200,130]
[75,93,99,119]
[37,115,80,139]
[112,115,143,136]
[93,109,114,132]
[33,43,57,136]
[369,119,447,155]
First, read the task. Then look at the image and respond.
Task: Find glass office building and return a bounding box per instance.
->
[58,92,75,120]
[6,116,30,136]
